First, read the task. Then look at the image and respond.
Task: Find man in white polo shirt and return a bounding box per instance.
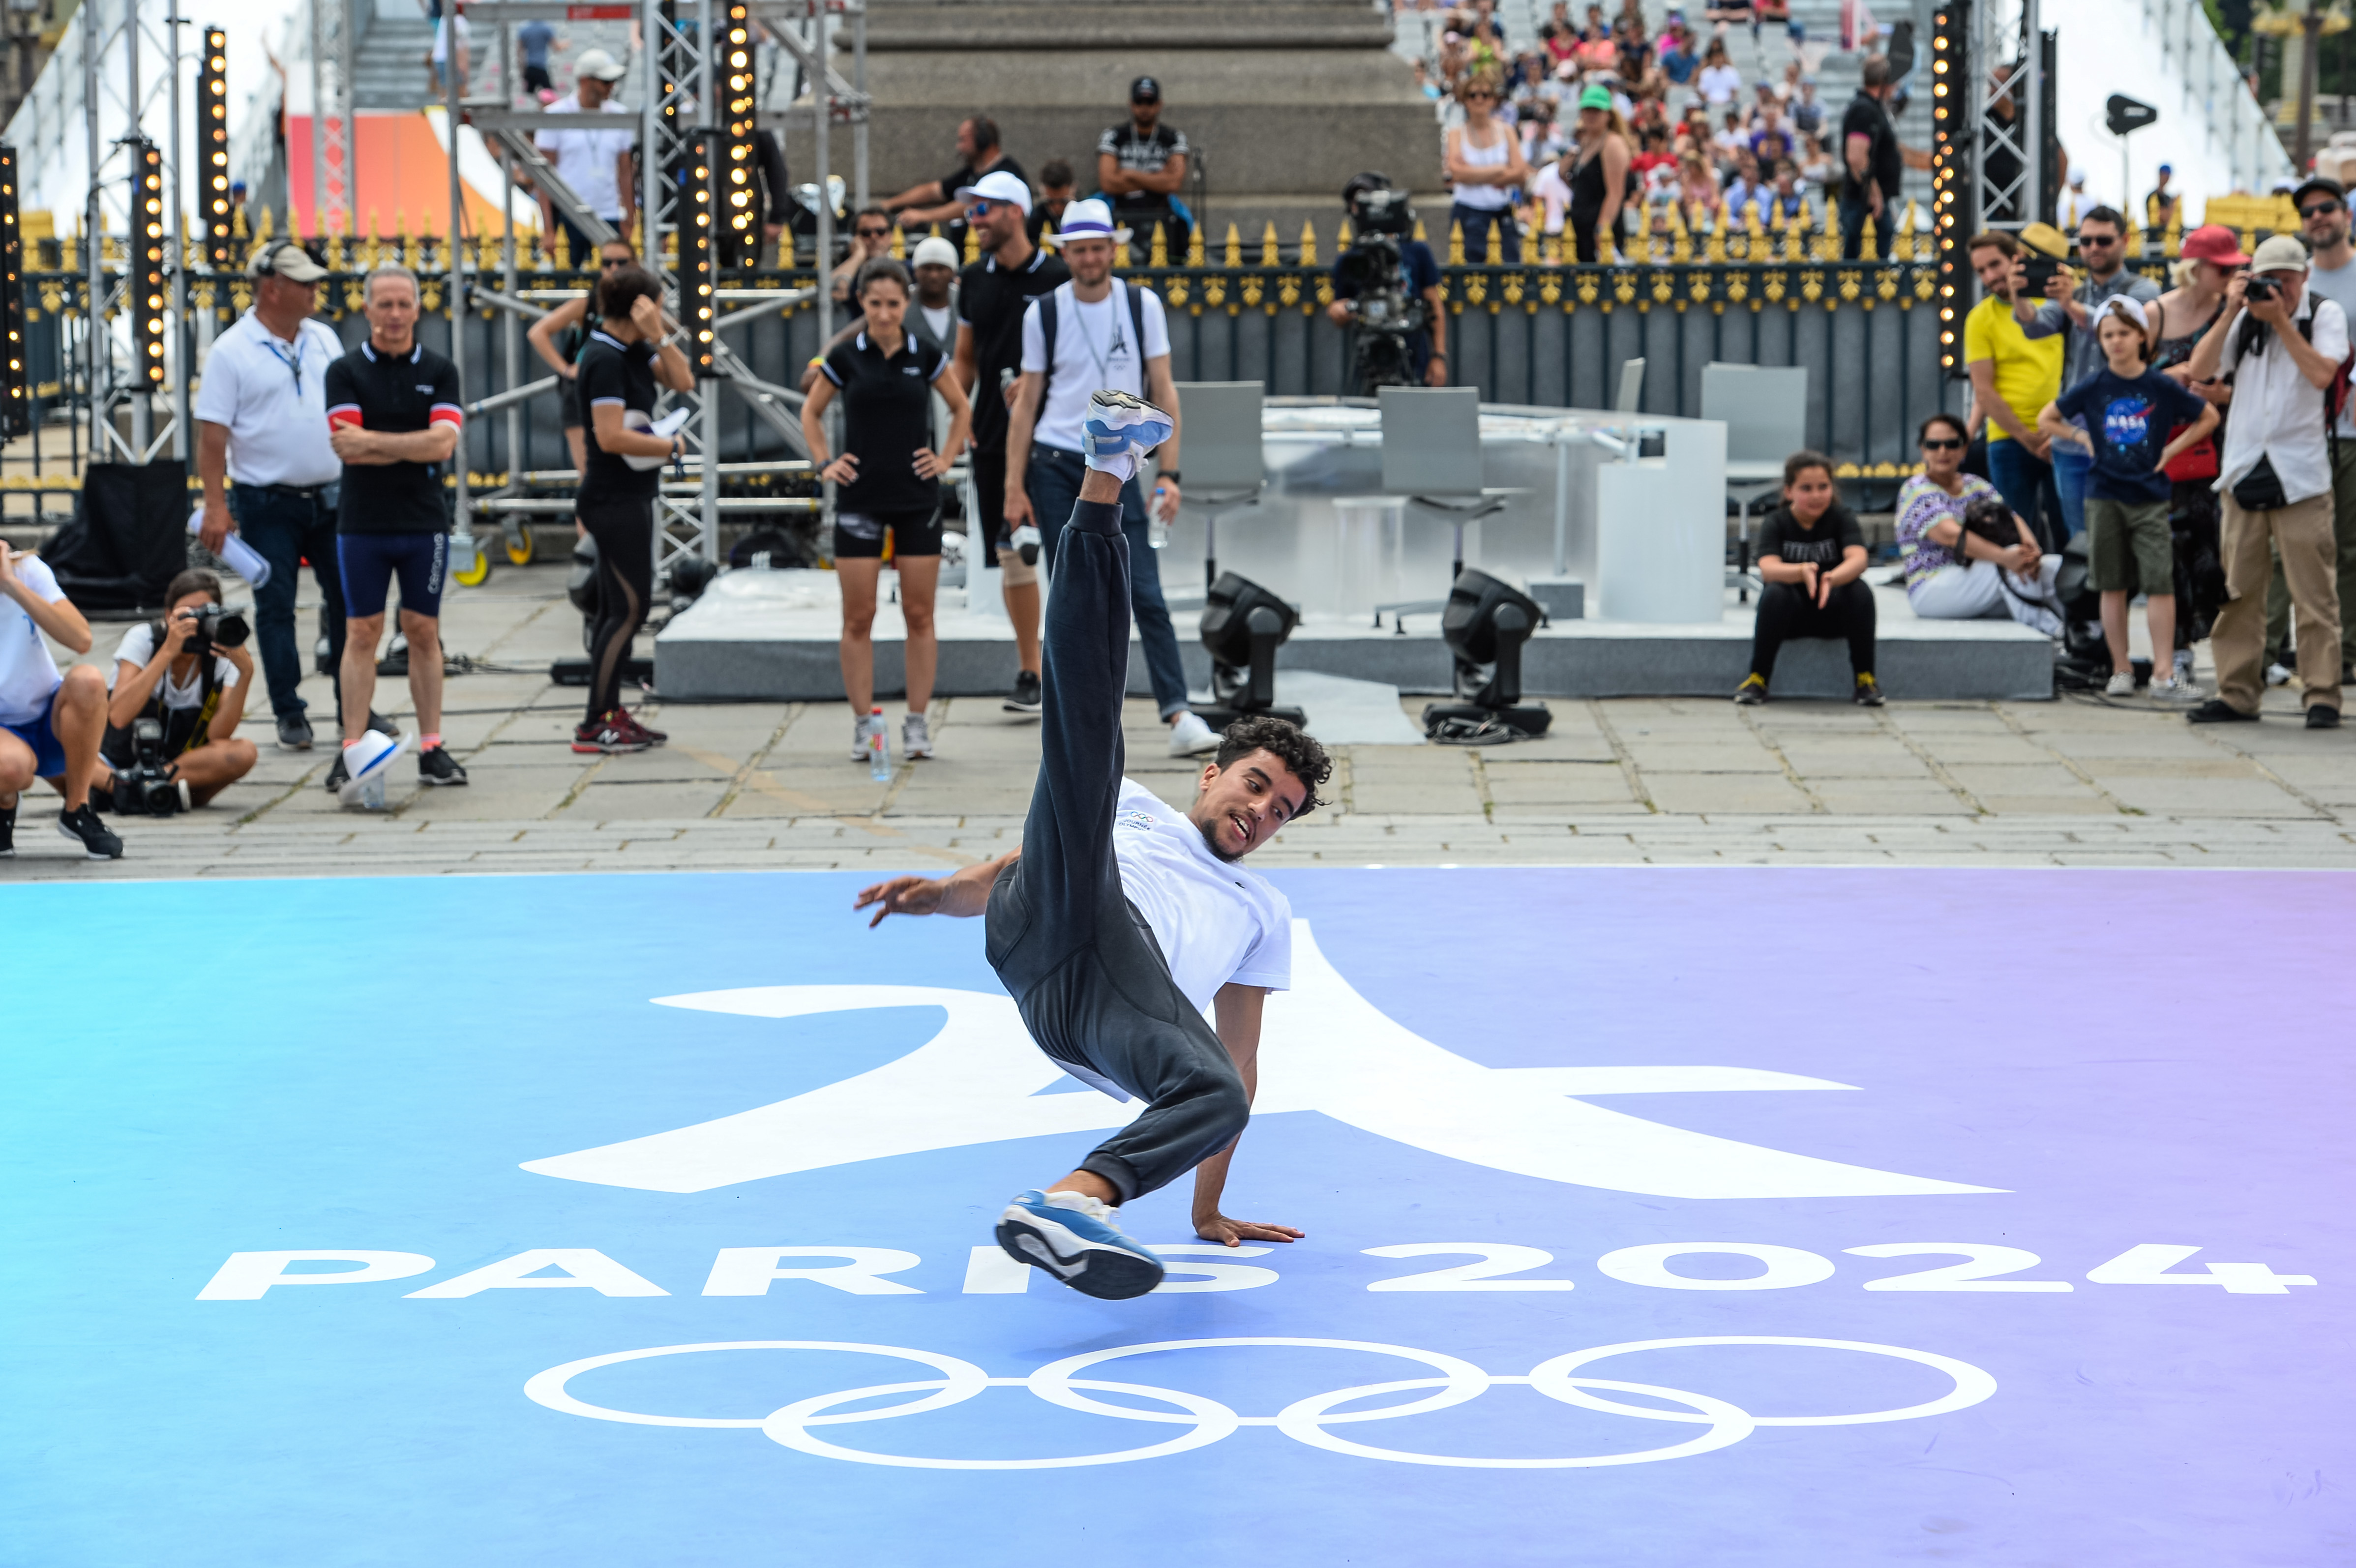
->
[1004,199,1218,756]
[535,49,635,264]
[196,240,384,754]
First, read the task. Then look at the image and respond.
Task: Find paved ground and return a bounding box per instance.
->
[7,562,2355,877]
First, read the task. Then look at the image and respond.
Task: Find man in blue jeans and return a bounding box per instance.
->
[1003,199,1224,758]
[854,389,1330,1300]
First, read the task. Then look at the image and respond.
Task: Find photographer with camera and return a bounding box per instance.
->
[1326,174,1449,393]
[95,569,259,813]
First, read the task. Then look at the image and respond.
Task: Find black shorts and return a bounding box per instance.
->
[560,375,583,430]
[338,532,447,619]
[834,504,943,559]
[523,62,554,92]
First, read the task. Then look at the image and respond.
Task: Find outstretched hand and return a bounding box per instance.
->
[1194,1213,1305,1247]
[853,874,946,927]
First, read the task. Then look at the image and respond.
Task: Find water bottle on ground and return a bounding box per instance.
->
[866,705,893,781]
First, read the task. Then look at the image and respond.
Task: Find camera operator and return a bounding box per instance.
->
[96,568,259,810]
[1325,173,1449,392]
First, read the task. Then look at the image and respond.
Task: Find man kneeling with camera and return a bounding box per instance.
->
[96,568,259,814]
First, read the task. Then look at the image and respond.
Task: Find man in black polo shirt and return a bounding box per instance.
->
[1098,76,1191,260]
[952,168,1068,715]
[1838,55,1906,261]
[322,264,469,800]
[882,115,1028,260]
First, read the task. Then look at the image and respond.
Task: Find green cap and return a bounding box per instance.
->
[1579,83,1614,112]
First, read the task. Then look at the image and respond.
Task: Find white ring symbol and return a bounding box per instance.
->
[526,1334,1996,1469]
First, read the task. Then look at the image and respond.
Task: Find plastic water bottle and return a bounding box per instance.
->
[866,705,892,781]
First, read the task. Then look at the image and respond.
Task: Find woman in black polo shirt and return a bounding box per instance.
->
[570,263,694,754]
[800,258,973,764]
[525,237,639,476]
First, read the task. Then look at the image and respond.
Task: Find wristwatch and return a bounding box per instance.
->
[1156,470,1181,485]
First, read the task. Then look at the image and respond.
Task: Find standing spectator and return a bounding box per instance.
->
[883,117,1027,258]
[830,207,897,306]
[1027,160,1076,244]
[1897,412,2062,634]
[515,16,558,102]
[906,235,962,355]
[195,241,379,752]
[533,49,635,263]
[2058,169,2093,231]
[1963,231,2064,547]
[2280,176,2356,682]
[0,542,120,858]
[2146,164,2180,233]
[2148,227,2244,672]
[1097,76,1192,260]
[2015,207,2163,541]
[2038,297,2217,699]
[950,170,1069,715]
[1563,85,1632,263]
[1696,36,1741,107]
[1837,56,1903,259]
[429,0,470,100]
[2182,235,2349,728]
[1446,75,1528,260]
[1734,451,1881,706]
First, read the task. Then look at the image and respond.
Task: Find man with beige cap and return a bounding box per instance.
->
[535,48,636,262]
[2183,232,2350,729]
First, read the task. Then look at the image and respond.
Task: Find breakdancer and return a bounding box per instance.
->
[854,389,1331,1300]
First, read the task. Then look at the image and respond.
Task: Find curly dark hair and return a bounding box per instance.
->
[1213,715,1333,819]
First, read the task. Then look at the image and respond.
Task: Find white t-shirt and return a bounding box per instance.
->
[921,302,954,346]
[111,621,240,710]
[1699,63,1743,104]
[1111,777,1292,1016]
[537,93,635,220]
[1529,163,1573,236]
[0,554,65,726]
[192,312,343,488]
[431,11,470,63]
[1017,280,1171,452]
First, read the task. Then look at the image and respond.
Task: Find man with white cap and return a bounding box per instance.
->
[534,48,636,263]
[2183,233,2350,729]
[1005,198,1217,757]
[951,168,1068,714]
[907,234,961,355]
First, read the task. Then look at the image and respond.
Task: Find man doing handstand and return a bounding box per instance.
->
[855,388,1331,1300]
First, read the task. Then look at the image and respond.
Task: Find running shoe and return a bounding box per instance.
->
[1733,673,1767,705]
[851,712,878,762]
[2104,671,2137,697]
[1082,388,1176,464]
[418,744,469,786]
[902,712,933,759]
[1167,710,1221,756]
[367,709,400,739]
[1853,674,1885,707]
[994,1188,1165,1301]
[1004,669,1043,715]
[1010,523,1043,566]
[574,710,653,754]
[0,798,14,857]
[625,710,668,744]
[56,802,123,860]
[2147,677,2198,703]
[324,752,348,794]
[276,712,314,751]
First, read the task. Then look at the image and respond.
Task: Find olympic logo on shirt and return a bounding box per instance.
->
[525,1334,1997,1469]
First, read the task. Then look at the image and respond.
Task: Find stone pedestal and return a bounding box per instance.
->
[826,0,1445,247]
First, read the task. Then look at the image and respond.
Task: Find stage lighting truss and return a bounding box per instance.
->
[682,127,720,379]
[721,1,759,268]
[0,145,27,438]
[199,30,234,273]
[130,138,168,390]
[1929,1,1970,375]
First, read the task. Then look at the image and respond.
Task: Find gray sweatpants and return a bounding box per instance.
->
[984,494,1250,1204]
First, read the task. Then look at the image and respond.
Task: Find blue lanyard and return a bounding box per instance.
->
[264,334,306,394]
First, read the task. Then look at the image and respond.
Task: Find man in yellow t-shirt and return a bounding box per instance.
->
[1963,230,2065,546]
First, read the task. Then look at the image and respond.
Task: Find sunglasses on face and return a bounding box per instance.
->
[2081,233,2119,247]
[2304,202,2344,219]
[1921,437,1965,450]
[857,226,890,238]
[600,255,629,268]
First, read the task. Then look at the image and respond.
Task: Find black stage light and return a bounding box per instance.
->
[130,138,168,390]
[1420,568,1552,738]
[1929,0,1971,377]
[720,0,759,268]
[680,127,718,378]
[0,144,28,438]
[199,31,234,272]
[1195,571,1306,729]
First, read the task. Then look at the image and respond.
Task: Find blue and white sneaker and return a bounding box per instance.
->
[995,1187,1165,1300]
[1081,389,1175,466]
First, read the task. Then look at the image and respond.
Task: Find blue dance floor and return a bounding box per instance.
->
[4,868,2348,1566]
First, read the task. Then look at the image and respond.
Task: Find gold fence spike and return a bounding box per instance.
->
[1299,219,1318,267]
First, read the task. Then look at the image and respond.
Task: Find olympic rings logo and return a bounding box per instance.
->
[525,1335,1998,1470]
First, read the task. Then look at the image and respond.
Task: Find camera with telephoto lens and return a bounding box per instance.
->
[1334,173,1429,393]
[179,603,249,663]
[110,717,189,816]
[2245,272,2282,303]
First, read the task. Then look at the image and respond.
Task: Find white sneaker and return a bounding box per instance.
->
[2267,661,2295,687]
[1009,524,1042,566]
[2147,677,2201,702]
[850,714,876,762]
[2104,672,2137,697]
[1167,710,1222,757]
[902,712,933,759]
[1082,388,1176,463]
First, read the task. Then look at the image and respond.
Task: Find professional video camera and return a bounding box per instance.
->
[1335,173,1428,393]
[111,717,191,816]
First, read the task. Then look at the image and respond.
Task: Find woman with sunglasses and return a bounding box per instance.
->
[1895,411,2063,636]
[527,236,643,476]
[1445,73,1529,263]
[830,207,899,309]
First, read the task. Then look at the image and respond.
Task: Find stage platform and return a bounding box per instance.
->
[6,868,2344,1567]
[654,571,2057,705]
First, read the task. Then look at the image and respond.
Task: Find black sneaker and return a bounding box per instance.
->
[276,711,315,751]
[1003,669,1043,715]
[1733,673,1767,705]
[367,709,400,739]
[0,799,14,857]
[2308,704,2342,730]
[324,752,350,793]
[56,802,123,860]
[1853,673,1886,707]
[418,744,469,785]
[2187,699,2260,724]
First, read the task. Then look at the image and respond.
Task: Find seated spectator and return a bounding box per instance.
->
[0,542,122,858]
[1632,125,1676,187]
[1529,147,1575,248]
[1735,451,1882,706]
[1658,18,1699,85]
[1714,108,1748,165]
[1027,159,1076,242]
[1750,106,1792,169]
[1697,36,1741,105]
[1791,75,1824,135]
[1412,59,1447,100]
[1723,150,1768,222]
[830,206,896,305]
[1676,152,1721,230]
[1796,132,1834,193]
[97,569,260,809]
[1896,412,2064,636]
[1759,158,1806,224]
